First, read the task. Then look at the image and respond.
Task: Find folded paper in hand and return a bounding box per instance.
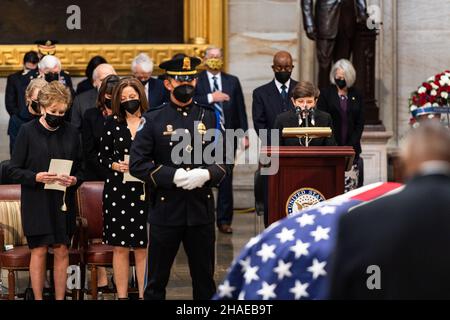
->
[123,155,143,183]
[44,159,73,192]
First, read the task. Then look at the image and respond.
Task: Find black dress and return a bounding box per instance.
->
[98,116,148,248]
[81,107,109,181]
[8,119,82,249]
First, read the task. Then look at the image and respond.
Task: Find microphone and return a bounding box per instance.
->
[301,108,311,127]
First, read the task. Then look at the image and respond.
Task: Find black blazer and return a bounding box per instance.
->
[81,108,109,181]
[317,85,364,157]
[147,77,169,109]
[194,70,248,132]
[273,108,337,146]
[252,79,298,134]
[5,70,39,136]
[329,173,450,299]
[76,78,94,95]
[70,88,98,131]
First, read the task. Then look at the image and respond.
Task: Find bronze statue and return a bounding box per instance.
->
[301,0,368,90]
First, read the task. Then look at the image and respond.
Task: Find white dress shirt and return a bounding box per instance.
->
[274,78,291,95]
[145,82,149,101]
[207,71,222,104]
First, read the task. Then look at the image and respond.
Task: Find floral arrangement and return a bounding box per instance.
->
[409,70,450,120]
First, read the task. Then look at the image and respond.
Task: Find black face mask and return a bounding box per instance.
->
[104,98,112,110]
[121,99,140,114]
[173,84,195,103]
[140,79,150,86]
[30,100,40,114]
[335,78,347,89]
[275,71,291,84]
[45,72,59,82]
[45,113,64,128]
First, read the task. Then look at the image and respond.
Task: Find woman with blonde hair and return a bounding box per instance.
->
[25,78,48,118]
[8,81,82,300]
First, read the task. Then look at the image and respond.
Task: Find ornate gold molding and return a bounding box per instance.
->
[0,0,228,77]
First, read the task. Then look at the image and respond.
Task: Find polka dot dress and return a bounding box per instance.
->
[99,116,148,248]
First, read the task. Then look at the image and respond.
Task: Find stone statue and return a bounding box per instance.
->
[301,0,369,90]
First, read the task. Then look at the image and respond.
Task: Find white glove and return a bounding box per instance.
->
[173,168,188,187]
[177,168,210,190]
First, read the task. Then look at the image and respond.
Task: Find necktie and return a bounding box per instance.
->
[280,84,288,100]
[212,76,225,130]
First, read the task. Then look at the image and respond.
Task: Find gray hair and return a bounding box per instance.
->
[92,63,116,81]
[38,55,61,71]
[131,53,154,73]
[330,59,356,88]
[205,46,223,58]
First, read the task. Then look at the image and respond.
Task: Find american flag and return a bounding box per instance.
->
[214,182,403,300]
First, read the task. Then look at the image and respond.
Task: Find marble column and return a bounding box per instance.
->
[228,0,300,209]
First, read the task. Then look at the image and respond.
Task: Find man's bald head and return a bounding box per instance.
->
[273,51,293,66]
[272,51,294,83]
[92,63,117,88]
[401,122,450,179]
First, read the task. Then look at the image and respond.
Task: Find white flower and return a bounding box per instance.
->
[441,75,450,85]
[441,91,449,99]
[445,72,450,78]
[410,105,418,111]
[432,103,439,107]
[424,102,432,107]
[431,90,437,96]
[439,79,446,87]
[418,86,427,94]
[431,82,439,90]
[428,76,435,82]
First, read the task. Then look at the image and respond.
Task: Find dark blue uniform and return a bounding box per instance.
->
[130,100,228,299]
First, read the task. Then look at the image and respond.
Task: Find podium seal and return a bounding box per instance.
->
[286,188,326,215]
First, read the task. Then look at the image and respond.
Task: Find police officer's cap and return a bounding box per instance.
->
[159,55,201,81]
[35,40,58,56]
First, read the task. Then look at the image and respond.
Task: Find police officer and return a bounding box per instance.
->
[129,55,229,300]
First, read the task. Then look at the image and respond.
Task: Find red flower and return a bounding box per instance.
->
[423,82,432,90]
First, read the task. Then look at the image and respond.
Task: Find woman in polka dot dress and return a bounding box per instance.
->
[98,77,149,299]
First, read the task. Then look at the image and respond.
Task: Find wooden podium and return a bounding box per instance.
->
[260,146,355,224]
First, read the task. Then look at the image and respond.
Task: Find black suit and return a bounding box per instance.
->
[273,108,337,146]
[76,78,94,95]
[5,69,39,155]
[195,71,248,132]
[146,77,169,109]
[70,88,98,131]
[80,108,109,181]
[317,85,364,157]
[57,70,75,102]
[252,79,298,136]
[329,172,450,299]
[194,70,248,228]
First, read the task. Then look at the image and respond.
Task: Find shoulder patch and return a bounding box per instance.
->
[137,117,147,132]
